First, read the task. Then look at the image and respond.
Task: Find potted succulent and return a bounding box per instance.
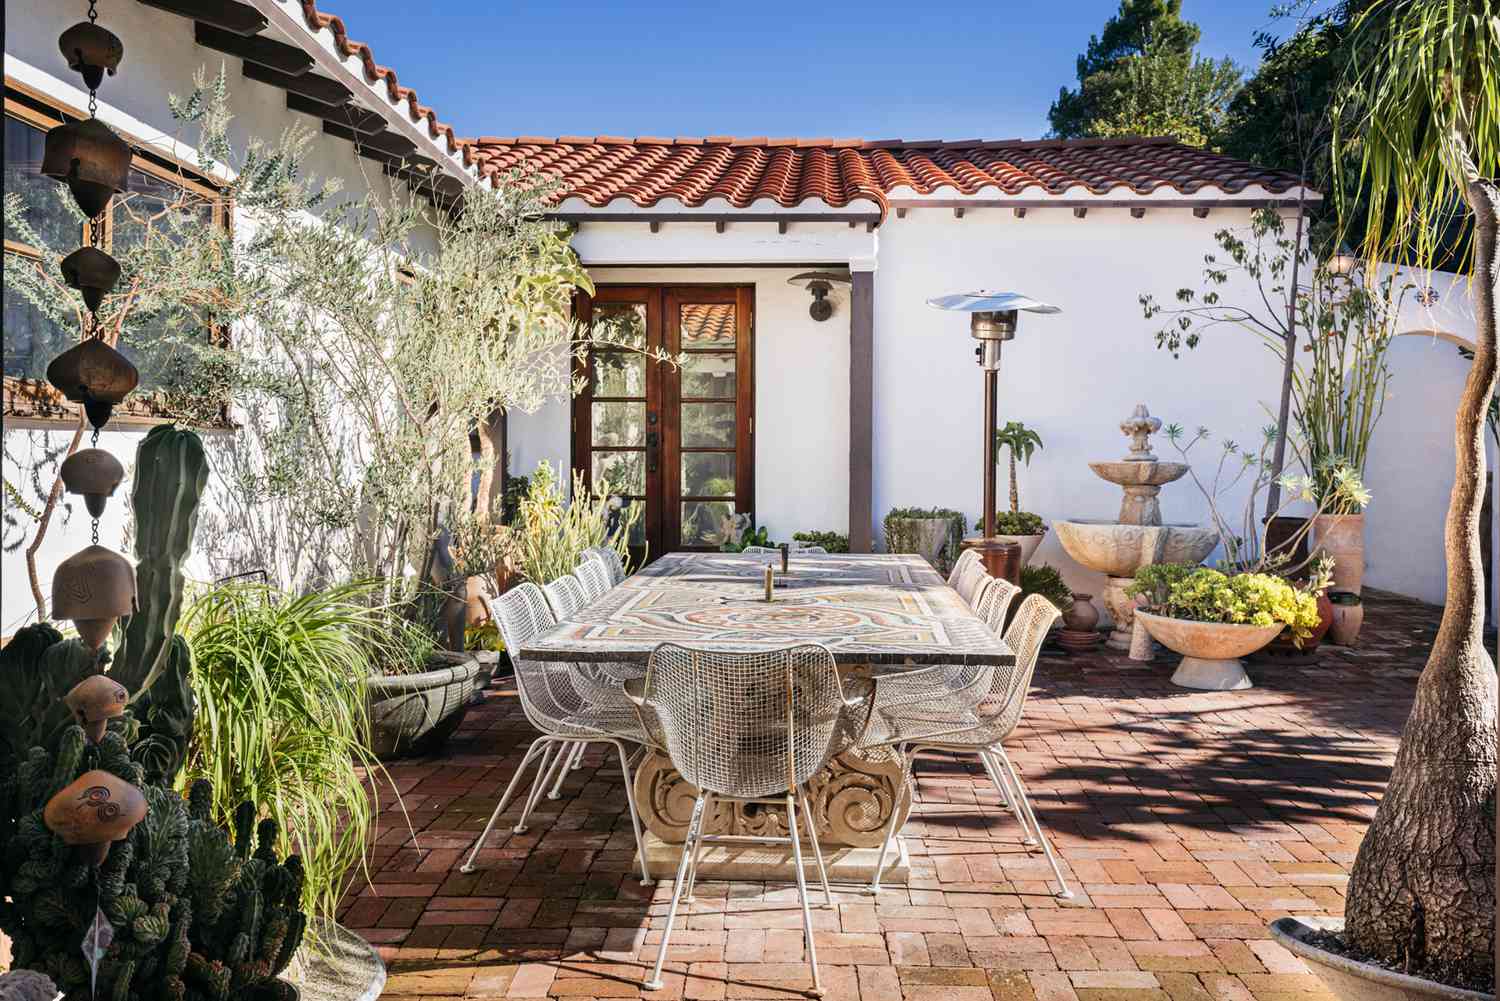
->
[884,507,966,573]
[981,421,1048,565]
[1130,564,1324,691]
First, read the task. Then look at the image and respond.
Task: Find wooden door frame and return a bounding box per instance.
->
[572,283,755,557]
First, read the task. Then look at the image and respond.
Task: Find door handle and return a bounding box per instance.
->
[646,429,659,472]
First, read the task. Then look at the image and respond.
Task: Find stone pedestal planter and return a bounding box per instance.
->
[1135,611,1282,691]
[1311,513,1366,594]
[366,651,482,758]
[885,517,958,573]
[1270,916,1494,1001]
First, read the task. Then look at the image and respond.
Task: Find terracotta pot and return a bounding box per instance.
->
[1062,592,1100,633]
[1135,611,1283,691]
[1328,597,1364,647]
[1311,513,1366,595]
[1264,515,1311,567]
[1270,916,1493,1001]
[993,529,1046,568]
[1261,590,1335,660]
[963,537,1022,584]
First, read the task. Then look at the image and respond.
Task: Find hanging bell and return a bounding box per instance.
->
[64,675,129,744]
[58,22,124,91]
[51,544,136,650]
[42,117,131,218]
[60,448,125,518]
[60,246,121,312]
[46,338,139,430]
[43,770,146,866]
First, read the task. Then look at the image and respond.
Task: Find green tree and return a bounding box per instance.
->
[1048,0,1240,144]
[1333,0,1498,981]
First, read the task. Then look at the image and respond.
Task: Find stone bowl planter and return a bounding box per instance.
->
[995,528,1046,567]
[1270,916,1494,1001]
[885,517,958,572]
[1134,611,1282,691]
[366,650,482,758]
[285,920,388,1001]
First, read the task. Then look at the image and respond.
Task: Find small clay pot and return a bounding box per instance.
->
[58,21,124,90]
[51,544,137,649]
[43,770,146,866]
[65,674,129,743]
[60,447,125,519]
[41,117,132,218]
[60,246,121,312]
[1328,593,1364,647]
[45,337,140,429]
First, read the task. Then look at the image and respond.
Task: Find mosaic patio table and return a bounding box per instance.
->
[520,552,1014,877]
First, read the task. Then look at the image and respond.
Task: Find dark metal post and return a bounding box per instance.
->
[982,367,997,539]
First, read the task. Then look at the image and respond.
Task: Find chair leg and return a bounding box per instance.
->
[994,749,1073,900]
[980,751,1031,843]
[548,743,584,800]
[796,788,834,907]
[682,793,710,903]
[867,742,908,895]
[977,749,1014,813]
[785,793,825,998]
[459,736,549,874]
[612,738,654,885]
[516,741,569,834]
[643,792,706,992]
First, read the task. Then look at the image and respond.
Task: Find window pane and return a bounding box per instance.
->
[591,351,645,397]
[593,302,646,350]
[3,272,74,381]
[681,500,736,547]
[592,401,646,446]
[683,452,734,497]
[622,499,646,546]
[593,450,644,495]
[4,116,80,251]
[681,402,735,447]
[681,352,735,398]
[681,303,735,348]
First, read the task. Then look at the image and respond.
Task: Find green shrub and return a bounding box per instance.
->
[722,523,772,552]
[980,511,1046,536]
[792,530,849,553]
[1128,565,1323,642]
[1019,563,1073,613]
[510,462,638,582]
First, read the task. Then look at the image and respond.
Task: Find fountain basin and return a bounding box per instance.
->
[1053,520,1218,577]
[1086,460,1189,488]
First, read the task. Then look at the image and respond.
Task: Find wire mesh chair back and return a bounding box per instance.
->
[487,584,582,731]
[641,643,846,800]
[975,575,1022,633]
[574,557,612,602]
[740,545,778,555]
[947,548,981,589]
[585,546,628,586]
[950,553,990,606]
[973,594,1060,740]
[542,575,587,620]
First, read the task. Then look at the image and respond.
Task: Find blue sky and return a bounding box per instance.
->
[339,2,1289,141]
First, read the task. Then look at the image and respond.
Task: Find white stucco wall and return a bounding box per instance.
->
[2,2,443,633]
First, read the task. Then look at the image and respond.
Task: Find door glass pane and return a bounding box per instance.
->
[3,271,74,381]
[681,500,737,547]
[681,303,735,348]
[592,351,645,397]
[683,452,734,497]
[592,402,646,446]
[622,499,646,546]
[594,302,647,350]
[681,353,735,398]
[4,116,80,251]
[681,402,736,447]
[593,451,644,495]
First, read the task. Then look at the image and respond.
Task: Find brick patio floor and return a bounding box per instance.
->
[352,589,1438,1001]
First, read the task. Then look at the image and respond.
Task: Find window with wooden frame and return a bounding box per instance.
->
[3,81,229,426]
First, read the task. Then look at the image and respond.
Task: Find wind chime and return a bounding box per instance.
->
[44,0,141,653]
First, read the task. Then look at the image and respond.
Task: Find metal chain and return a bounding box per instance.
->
[86,0,100,118]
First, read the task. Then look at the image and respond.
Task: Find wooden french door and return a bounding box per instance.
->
[573,285,754,562]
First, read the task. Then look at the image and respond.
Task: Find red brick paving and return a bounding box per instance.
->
[350,589,1436,1000]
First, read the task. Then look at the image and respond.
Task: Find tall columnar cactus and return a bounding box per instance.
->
[0,624,306,1001]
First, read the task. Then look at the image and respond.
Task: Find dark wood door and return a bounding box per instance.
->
[573,285,754,562]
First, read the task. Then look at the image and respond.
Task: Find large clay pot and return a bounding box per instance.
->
[1311,513,1366,594]
[1058,592,1103,652]
[1270,916,1493,1001]
[1135,611,1283,691]
[1258,590,1335,662]
[1328,594,1364,647]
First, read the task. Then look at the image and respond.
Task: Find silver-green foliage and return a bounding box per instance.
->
[508,461,639,585]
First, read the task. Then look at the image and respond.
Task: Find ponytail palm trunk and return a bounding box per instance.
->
[1335,0,1498,981]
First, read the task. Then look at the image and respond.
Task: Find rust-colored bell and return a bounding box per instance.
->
[42,117,131,218]
[46,338,139,430]
[51,544,136,650]
[43,770,146,866]
[60,246,121,313]
[64,675,129,744]
[58,22,124,91]
[60,448,125,519]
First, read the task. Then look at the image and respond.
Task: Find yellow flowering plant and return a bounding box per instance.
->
[1129,565,1324,644]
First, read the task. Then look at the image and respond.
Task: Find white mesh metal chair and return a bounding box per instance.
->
[861,594,1071,898]
[460,583,654,883]
[574,556,613,601]
[739,545,778,555]
[947,547,981,589]
[872,574,1019,711]
[542,574,587,619]
[948,550,990,606]
[583,545,628,586]
[635,643,857,997]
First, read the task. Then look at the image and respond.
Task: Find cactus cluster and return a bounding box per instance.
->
[0,673,306,1001]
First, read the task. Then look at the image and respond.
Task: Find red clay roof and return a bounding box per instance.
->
[464,135,1308,217]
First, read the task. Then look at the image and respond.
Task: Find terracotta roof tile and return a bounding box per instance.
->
[468,135,1307,219]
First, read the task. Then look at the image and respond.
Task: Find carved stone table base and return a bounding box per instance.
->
[640,832,910,884]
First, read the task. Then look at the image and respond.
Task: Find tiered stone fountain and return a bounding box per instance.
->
[1055,406,1219,652]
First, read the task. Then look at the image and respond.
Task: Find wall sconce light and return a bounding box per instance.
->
[788,271,851,322]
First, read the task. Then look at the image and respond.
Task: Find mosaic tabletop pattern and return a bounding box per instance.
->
[521,552,1014,668]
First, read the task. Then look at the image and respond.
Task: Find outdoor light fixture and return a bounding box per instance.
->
[928,290,1062,580]
[788,271,851,322]
[1326,246,1361,277]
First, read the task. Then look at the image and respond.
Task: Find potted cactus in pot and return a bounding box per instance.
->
[981,421,1048,566]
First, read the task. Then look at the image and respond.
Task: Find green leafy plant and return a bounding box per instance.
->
[721,523,772,553]
[464,621,503,653]
[180,581,399,930]
[988,421,1046,528]
[982,511,1047,537]
[1018,564,1073,613]
[1127,565,1322,643]
[792,531,849,553]
[883,507,966,573]
[509,462,638,584]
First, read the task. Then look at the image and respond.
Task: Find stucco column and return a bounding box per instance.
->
[850,262,876,552]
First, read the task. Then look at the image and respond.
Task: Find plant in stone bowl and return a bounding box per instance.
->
[1129,564,1324,691]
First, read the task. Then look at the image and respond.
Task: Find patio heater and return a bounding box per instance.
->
[927,291,1062,582]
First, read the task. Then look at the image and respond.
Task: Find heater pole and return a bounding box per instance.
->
[983,367,998,540]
